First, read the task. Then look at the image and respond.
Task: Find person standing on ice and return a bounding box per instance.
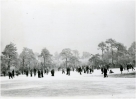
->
[30,69,33,77]
[8,70,13,79]
[38,69,41,78]
[127,63,130,72]
[41,69,44,77]
[104,66,108,78]
[89,66,92,74]
[67,67,70,76]
[51,69,55,76]
[120,64,123,74]
[12,70,15,78]
[66,67,68,75]
[34,68,36,76]
[78,66,82,75]
[86,66,89,74]
[26,69,28,77]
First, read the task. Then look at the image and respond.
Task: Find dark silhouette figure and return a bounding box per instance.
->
[12,70,15,78]
[38,70,41,78]
[89,68,92,74]
[30,70,33,77]
[127,64,130,72]
[51,69,55,76]
[8,71,13,79]
[104,67,108,78]
[66,67,70,76]
[109,70,114,73]
[26,70,28,77]
[34,68,36,76]
[41,70,44,77]
[86,66,89,74]
[66,68,68,75]
[120,64,123,74]
[78,67,82,75]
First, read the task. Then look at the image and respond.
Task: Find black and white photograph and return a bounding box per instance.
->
[0,0,136,99]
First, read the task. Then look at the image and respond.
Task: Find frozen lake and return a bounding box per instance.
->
[1,68,136,99]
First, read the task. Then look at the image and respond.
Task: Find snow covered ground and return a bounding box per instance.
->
[0,68,136,99]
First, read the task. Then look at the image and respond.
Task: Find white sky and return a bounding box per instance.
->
[1,0,135,56]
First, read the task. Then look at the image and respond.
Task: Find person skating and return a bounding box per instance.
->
[51,69,55,76]
[78,67,82,75]
[127,63,130,72]
[120,64,123,74]
[12,70,15,78]
[30,69,33,77]
[41,69,44,77]
[34,68,36,76]
[66,68,68,75]
[38,70,41,78]
[104,67,108,78]
[86,66,89,74]
[67,67,70,76]
[8,71,13,79]
[89,66,92,74]
[26,70,28,77]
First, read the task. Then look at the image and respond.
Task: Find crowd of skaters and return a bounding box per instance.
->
[6,62,135,79]
[100,62,135,77]
[61,65,94,76]
[118,63,135,74]
[24,68,55,78]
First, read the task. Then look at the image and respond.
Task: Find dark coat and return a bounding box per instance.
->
[51,69,55,76]
[120,65,123,71]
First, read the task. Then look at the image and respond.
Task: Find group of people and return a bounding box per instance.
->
[8,70,15,79]
[6,62,135,79]
[25,68,55,78]
[120,63,135,74]
[61,65,94,76]
[7,68,55,79]
[61,67,71,75]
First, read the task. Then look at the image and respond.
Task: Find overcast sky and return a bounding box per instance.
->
[1,0,135,56]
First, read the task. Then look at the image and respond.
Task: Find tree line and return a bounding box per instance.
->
[1,38,135,74]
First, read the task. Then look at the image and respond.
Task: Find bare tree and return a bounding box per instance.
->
[60,48,72,68]
[98,42,106,60]
[2,43,17,70]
